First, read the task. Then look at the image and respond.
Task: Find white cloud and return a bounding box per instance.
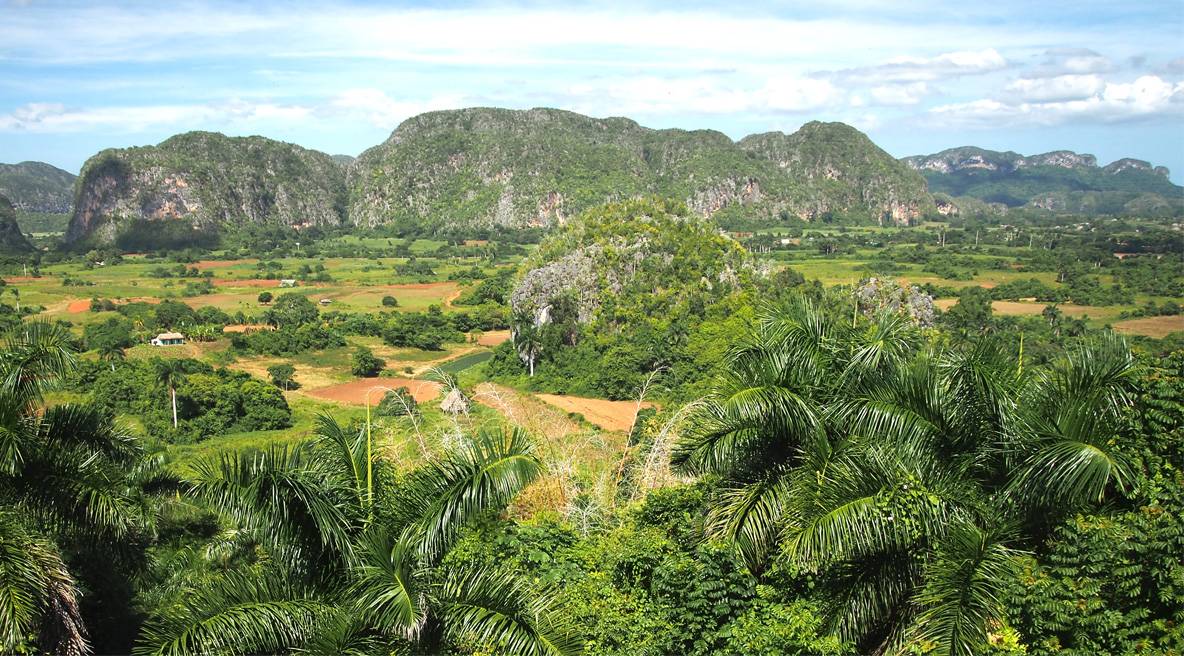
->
[323,89,465,129]
[929,75,1184,126]
[869,82,930,106]
[830,48,1007,83]
[1028,48,1115,77]
[0,92,471,134]
[1005,74,1104,102]
[561,75,839,116]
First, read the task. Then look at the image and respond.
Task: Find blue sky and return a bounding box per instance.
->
[2,0,1182,182]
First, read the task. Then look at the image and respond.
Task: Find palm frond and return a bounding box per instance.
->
[350,527,428,640]
[0,321,77,409]
[133,569,335,656]
[189,445,356,574]
[0,511,88,656]
[706,475,790,573]
[902,521,1018,656]
[395,427,541,561]
[437,566,582,656]
[310,412,368,509]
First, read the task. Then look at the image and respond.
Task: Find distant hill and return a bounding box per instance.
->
[0,161,76,214]
[348,107,933,231]
[902,147,1183,216]
[0,194,35,253]
[65,132,347,247]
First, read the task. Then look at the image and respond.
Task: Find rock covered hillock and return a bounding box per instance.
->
[348,108,936,231]
[740,121,934,224]
[0,194,35,253]
[0,161,76,214]
[65,132,347,246]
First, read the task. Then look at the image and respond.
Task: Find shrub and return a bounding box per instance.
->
[351,347,385,377]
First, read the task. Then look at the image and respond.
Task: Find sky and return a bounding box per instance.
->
[1,0,1182,182]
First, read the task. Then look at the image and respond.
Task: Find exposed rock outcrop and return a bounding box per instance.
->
[349,108,936,230]
[65,132,347,245]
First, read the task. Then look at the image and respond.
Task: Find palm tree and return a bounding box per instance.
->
[515,324,544,377]
[154,358,187,429]
[672,298,1137,655]
[135,414,581,656]
[0,321,171,655]
[97,342,126,371]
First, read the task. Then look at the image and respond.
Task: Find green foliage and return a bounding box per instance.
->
[383,307,464,351]
[490,197,758,399]
[84,315,135,352]
[0,322,176,655]
[376,387,418,417]
[671,296,1148,654]
[232,322,345,356]
[350,346,385,377]
[83,357,292,442]
[263,292,319,329]
[266,363,296,390]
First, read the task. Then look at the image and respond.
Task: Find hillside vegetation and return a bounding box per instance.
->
[65,131,348,248]
[0,160,76,213]
[349,108,933,232]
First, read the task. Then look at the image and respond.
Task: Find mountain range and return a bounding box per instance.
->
[1,107,1180,249]
[903,147,1182,217]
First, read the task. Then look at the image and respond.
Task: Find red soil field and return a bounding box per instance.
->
[534,394,654,433]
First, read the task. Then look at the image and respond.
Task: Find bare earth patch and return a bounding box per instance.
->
[534,394,653,433]
[222,324,274,333]
[307,378,443,405]
[66,299,92,313]
[934,299,1109,318]
[1113,315,1184,338]
[475,330,512,346]
[192,259,257,270]
[212,278,287,288]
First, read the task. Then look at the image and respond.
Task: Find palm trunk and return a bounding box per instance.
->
[529,354,535,377]
[171,386,178,428]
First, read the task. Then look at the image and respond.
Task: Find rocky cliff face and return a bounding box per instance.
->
[65,132,347,245]
[740,122,934,224]
[0,161,76,214]
[348,108,936,230]
[903,146,1182,216]
[0,195,35,253]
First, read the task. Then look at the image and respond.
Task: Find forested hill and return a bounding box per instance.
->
[903,146,1184,216]
[0,194,35,253]
[0,160,76,214]
[348,108,933,231]
[64,131,348,248]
